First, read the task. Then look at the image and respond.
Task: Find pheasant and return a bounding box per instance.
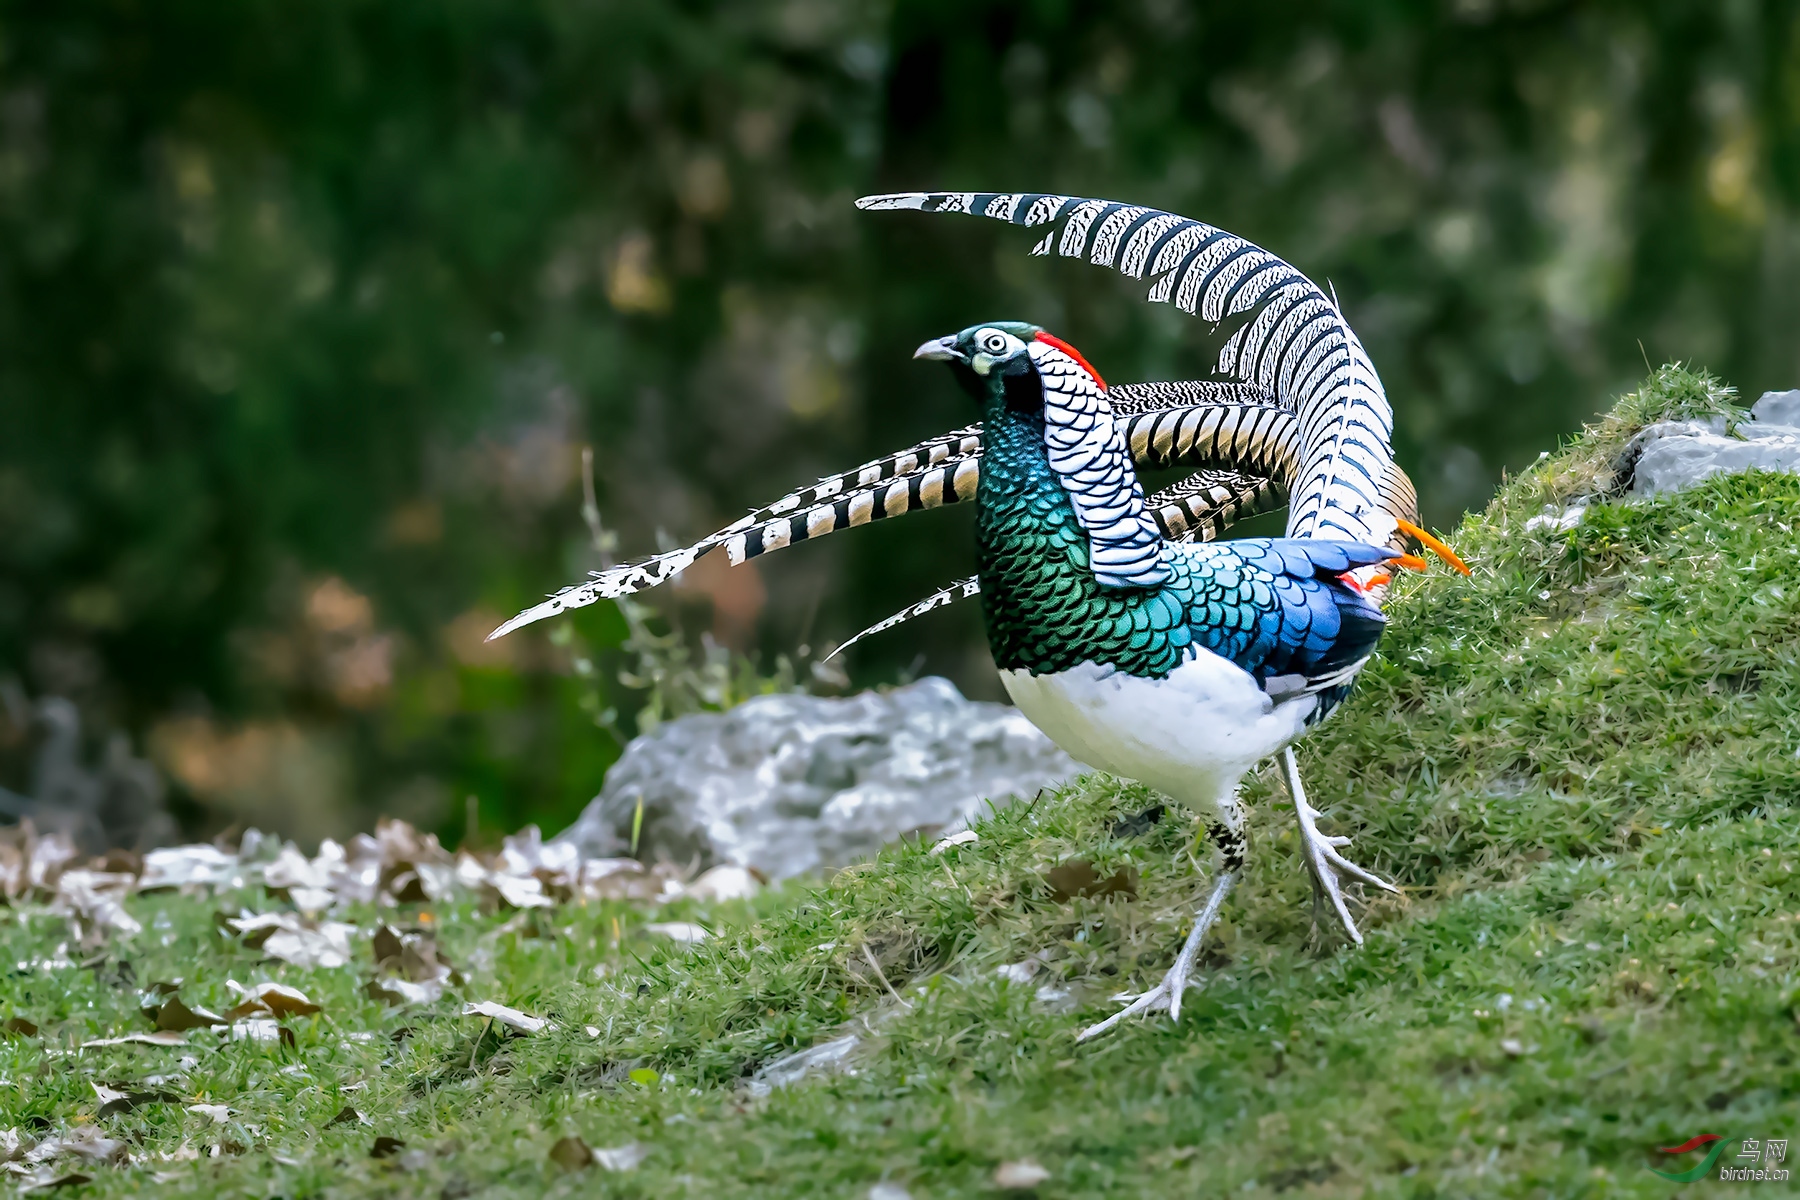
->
[912,319,1420,1038]
[491,193,1469,1036]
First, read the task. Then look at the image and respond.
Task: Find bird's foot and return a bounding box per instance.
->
[1076,869,1236,1042]
[1282,747,1397,945]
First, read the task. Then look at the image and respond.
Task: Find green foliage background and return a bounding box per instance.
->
[1,0,1796,842]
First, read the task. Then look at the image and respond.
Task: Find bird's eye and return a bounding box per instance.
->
[982,333,1008,354]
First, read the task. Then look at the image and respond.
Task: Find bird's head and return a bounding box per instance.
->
[913,321,1106,414]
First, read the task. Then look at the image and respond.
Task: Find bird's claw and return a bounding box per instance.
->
[1075,869,1237,1042]
[1282,747,1397,945]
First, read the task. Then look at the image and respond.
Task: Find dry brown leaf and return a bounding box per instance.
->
[151,997,224,1032]
[324,1105,367,1129]
[231,982,320,1018]
[369,1136,406,1160]
[1042,859,1137,902]
[93,1086,175,1119]
[364,978,442,1007]
[548,1135,592,1171]
[3,1018,38,1038]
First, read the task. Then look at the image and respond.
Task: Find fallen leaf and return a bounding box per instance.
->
[185,1104,230,1125]
[1500,1038,1525,1058]
[220,998,271,1022]
[994,1159,1051,1188]
[324,1106,366,1129]
[0,1128,29,1162]
[80,1031,186,1049]
[486,873,553,910]
[288,886,335,912]
[3,1018,37,1038]
[1043,859,1137,902]
[138,845,237,890]
[239,982,319,1018]
[365,977,442,1007]
[225,1020,295,1048]
[369,1136,406,1160]
[644,922,709,944]
[32,1126,127,1166]
[548,1135,591,1171]
[94,1085,175,1119]
[371,925,404,967]
[151,997,225,1032]
[628,1067,659,1087]
[592,1142,649,1171]
[461,1001,547,1034]
[24,1171,92,1192]
[260,922,356,969]
[929,831,980,855]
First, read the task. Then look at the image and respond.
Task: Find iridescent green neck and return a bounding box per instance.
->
[975,402,1130,674]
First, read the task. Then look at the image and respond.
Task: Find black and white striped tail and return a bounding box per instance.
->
[856,191,1399,549]
[492,397,1309,639]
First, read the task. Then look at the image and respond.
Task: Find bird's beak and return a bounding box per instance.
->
[912,336,963,363]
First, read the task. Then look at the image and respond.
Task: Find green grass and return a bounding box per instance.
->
[5,367,1799,1197]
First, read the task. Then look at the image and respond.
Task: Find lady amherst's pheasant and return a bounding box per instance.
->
[491,191,1469,1038]
[913,319,1423,1038]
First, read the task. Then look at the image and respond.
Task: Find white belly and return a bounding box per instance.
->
[1000,651,1315,810]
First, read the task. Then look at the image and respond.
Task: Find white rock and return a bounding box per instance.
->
[684,865,761,903]
[555,678,1077,880]
[1631,393,1800,496]
[1753,388,1800,426]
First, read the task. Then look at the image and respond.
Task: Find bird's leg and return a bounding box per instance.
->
[1282,746,1397,945]
[1076,815,1243,1043]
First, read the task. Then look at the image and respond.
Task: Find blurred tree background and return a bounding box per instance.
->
[0,0,1795,846]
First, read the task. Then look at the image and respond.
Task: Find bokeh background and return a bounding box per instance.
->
[3,0,1797,847]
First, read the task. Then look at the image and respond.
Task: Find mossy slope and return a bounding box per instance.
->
[5,368,1797,1198]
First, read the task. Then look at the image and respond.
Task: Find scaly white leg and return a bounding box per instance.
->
[1076,869,1236,1042]
[1283,746,1397,944]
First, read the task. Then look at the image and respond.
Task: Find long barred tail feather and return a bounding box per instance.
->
[492,394,1309,639]
[822,576,983,663]
[1147,469,1286,542]
[856,191,1399,548]
[1121,402,1298,481]
[1106,379,1271,415]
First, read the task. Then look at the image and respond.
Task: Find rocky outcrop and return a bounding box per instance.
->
[1628,389,1800,495]
[554,677,1079,879]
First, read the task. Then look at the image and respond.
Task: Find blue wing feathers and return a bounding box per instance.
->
[1168,536,1390,690]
